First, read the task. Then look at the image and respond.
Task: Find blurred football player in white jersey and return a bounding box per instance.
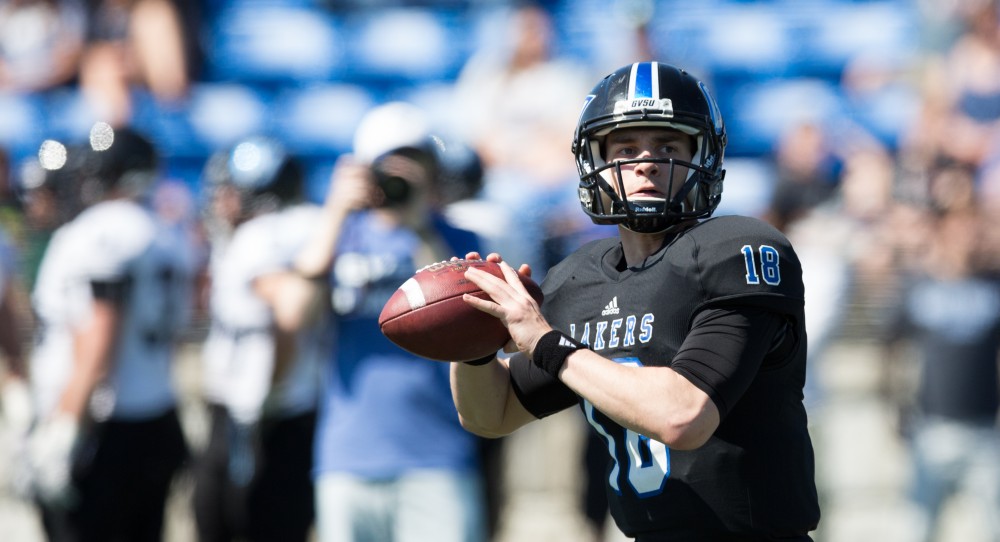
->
[27,124,197,541]
[193,137,324,542]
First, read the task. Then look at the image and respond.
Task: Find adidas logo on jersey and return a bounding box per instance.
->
[601,296,620,316]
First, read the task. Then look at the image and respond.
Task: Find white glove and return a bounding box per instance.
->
[2,378,36,500]
[27,415,80,507]
[1,378,34,437]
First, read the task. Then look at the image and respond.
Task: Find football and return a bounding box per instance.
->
[379,259,544,362]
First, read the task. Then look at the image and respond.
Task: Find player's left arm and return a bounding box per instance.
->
[59,283,124,421]
[559,349,719,450]
[253,271,325,382]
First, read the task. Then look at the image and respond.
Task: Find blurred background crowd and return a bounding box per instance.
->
[0,0,1000,541]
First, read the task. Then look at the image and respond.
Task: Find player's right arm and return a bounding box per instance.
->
[450,353,537,438]
[449,251,539,437]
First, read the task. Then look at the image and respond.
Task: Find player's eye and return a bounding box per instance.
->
[610,145,638,159]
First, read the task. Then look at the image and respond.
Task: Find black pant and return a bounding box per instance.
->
[40,409,189,542]
[192,404,316,542]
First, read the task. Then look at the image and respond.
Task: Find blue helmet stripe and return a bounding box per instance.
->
[630,62,656,99]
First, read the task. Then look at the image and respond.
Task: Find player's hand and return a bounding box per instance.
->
[463,258,549,356]
[26,415,80,507]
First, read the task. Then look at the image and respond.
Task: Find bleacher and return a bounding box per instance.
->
[1,0,922,200]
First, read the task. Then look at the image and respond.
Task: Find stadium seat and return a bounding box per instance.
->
[206,2,343,85]
[270,83,378,157]
[0,92,48,162]
[339,7,466,86]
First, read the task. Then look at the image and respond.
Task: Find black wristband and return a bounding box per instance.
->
[531,330,587,377]
[464,353,496,366]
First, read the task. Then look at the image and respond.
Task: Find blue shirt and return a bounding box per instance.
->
[314,211,481,479]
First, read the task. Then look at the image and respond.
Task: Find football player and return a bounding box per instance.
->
[193,136,320,542]
[451,62,821,540]
[27,125,196,540]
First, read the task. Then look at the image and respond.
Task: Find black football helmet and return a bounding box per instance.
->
[84,124,159,199]
[16,142,88,226]
[572,62,727,233]
[202,136,304,219]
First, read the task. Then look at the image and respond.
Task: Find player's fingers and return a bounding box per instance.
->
[465,267,514,305]
[464,266,505,292]
[484,252,503,263]
[463,251,481,261]
[461,292,503,319]
[498,261,531,297]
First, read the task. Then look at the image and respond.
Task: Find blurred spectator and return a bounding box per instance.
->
[0,0,87,92]
[451,1,592,279]
[24,124,196,541]
[192,137,320,542]
[311,102,487,542]
[934,0,1000,167]
[763,121,840,233]
[882,200,1000,542]
[79,0,196,126]
[778,140,895,408]
[0,221,30,455]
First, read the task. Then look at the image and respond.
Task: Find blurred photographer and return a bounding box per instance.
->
[306,102,488,542]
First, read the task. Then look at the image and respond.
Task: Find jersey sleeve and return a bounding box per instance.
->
[70,203,156,282]
[690,216,805,321]
[229,215,287,281]
[671,306,790,419]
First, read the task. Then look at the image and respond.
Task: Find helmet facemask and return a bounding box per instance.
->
[578,126,721,233]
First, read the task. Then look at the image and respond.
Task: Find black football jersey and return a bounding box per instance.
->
[512,215,820,539]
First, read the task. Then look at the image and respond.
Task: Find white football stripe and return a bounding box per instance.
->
[400,278,427,310]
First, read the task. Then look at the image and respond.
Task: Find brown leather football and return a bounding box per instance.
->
[378,259,543,362]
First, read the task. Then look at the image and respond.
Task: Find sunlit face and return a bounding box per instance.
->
[604,127,695,202]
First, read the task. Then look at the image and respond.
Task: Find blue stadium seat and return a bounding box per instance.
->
[205,2,343,85]
[270,83,378,158]
[339,7,467,86]
[800,1,918,76]
[0,92,48,162]
[723,78,847,156]
[184,83,270,152]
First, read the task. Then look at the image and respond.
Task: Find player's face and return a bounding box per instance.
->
[604,127,694,201]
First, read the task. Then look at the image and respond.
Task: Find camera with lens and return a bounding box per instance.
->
[371,165,412,207]
[369,147,436,208]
